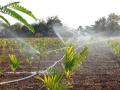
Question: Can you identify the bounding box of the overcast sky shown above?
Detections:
[0,0,120,28]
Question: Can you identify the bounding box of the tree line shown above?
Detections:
[0,13,120,37]
[0,16,62,37]
[78,13,120,36]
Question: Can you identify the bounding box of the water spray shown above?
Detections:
[1,23,120,85]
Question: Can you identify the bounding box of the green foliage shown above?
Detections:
[5,2,37,20]
[82,13,120,33]
[0,15,10,25]
[79,47,88,62]
[0,2,36,32]
[108,40,120,56]
[63,45,88,79]
[36,46,48,60]
[26,53,33,65]
[4,2,20,8]
[47,16,62,26]
[9,54,20,72]
[0,5,35,32]
[36,69,69,90]
[36,45,88,90]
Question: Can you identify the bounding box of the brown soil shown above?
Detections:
[0,42,120,90]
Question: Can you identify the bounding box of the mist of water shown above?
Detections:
[53,24,93,48]
[52,23,120,49]
[0,24,67,63]
[1,22,120,85]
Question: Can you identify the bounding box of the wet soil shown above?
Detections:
[0,42,120,90]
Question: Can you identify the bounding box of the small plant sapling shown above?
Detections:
[9,54,20,72]
[36,69,69,90]
[108,40,120,57]
[63,45,88,79]
[26,52,34,65]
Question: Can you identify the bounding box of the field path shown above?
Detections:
[73,41,120,90]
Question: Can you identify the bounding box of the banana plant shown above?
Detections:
[63,45,88,79]
[9,54,20,72]
[0,1,37,32]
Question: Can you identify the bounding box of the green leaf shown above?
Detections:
[63,45,88,79]
[9,54,20,72]
[0,5,35,32]
[5,2,37,20]
[4,2,20,8]
[0,15,10,26]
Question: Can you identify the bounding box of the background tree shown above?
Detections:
[46,16,62,36]
[106,13,120,32]
[85,13,120,34]
[93,17,107,32]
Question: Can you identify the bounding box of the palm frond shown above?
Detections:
[0,5,35,32]
[4,2,37,20]
[4,2,20,8]
[0,15,10,26]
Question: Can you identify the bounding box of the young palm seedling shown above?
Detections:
[36,45,48,60]
[9,54,20,72]
[26,52,34,65]
[36,69,69,90]
[18,42,26,53]
[63,45,88,79]
[108,40,120,57]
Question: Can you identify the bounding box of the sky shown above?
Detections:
[0,0,120,28]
